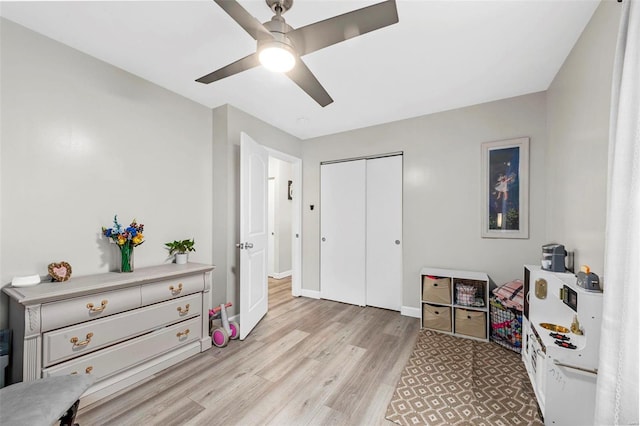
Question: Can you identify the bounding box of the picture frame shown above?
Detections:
[481,137,529,239]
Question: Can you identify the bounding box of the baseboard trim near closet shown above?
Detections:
[401,306,421,318]
[269,270,292,279]
[299,289,321,299]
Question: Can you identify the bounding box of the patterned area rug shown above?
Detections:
[386,330,543,425]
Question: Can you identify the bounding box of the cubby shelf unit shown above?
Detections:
[420,267,490,341]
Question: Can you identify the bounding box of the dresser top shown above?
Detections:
[3,263,215,305]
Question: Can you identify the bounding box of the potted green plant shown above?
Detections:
[165,239,195,264]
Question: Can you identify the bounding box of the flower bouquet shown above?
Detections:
[102,215,144,272]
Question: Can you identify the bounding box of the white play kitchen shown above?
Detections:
[522,265,603,425]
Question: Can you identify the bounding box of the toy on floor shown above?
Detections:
[209,302,239,347]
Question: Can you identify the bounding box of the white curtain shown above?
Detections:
[595,0,640,425]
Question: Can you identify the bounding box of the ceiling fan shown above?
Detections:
[195,0,399,107]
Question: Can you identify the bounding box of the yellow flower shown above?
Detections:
[117,235,127,246]
[132,234,143,245]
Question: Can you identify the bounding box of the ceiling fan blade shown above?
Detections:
[286,59,333,107]
[287,0,398,57]
[214,0,273,41]
[195,52,260,84]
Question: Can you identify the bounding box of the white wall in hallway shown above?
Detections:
[269,157,293,276]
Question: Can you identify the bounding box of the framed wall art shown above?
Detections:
[481,137,529,239]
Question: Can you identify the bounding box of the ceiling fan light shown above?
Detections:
[259,44,296,73]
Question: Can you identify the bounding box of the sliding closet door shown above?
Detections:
[320,160,366,306]
[366,155,403,311]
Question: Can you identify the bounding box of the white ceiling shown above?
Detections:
[0,0,599,140]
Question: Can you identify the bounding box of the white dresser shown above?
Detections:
[3,263,214,405]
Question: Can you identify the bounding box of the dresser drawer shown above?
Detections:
[42,316,201,381]
[141,274,204,305]
[41,287,141,332]
[42,293,202,367]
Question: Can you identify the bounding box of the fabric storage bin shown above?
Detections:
[422,276,451,304]
[455,308,486,339]
[490,297,522,353]
[422,304,452,332]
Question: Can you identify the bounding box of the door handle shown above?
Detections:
[321,237,326,242]
[395,240,401,245]
[245,242,254,249]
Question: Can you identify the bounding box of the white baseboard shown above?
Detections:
[269,270,292,279]
[401,306,421,318]
[299,289,320,299]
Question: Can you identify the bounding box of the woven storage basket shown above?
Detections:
[489,297,522,353]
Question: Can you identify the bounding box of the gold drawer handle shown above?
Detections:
[177,304,190,315]
[70,366,93,375]
[176,329,190,338]
[169,283,183,294]
[70,333,94,348]
[87,300,108,313]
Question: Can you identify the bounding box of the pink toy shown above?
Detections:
[210,302,239,347]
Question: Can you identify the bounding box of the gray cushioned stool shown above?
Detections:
[0,375,94,426]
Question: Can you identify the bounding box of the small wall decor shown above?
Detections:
[48,261,72,282]
[288,180,293,200]
[481,137,529,239]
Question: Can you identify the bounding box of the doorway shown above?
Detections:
[266,149,302,298]
[238,133,302,340]
[267,157,294,281]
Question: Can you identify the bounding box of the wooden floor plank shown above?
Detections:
[188,329,310,406]
[184,374,272,426]
[306,405,347,426]
[76,277,419,425]
[265,344,367,426]
[255,321,343,383]
[234,356,326,425]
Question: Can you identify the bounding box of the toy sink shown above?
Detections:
[539,322,570,333]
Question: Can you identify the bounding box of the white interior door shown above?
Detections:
[239,132,269,340]
[366,155,403,311]
[320,160,366,305]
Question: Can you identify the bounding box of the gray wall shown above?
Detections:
[300,0,622,308]
[0,19,214,329]
[545,0,621,281]
[0,0,621,328]
[302,93,549,308]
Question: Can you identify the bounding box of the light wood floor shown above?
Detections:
[76,277,420,425]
